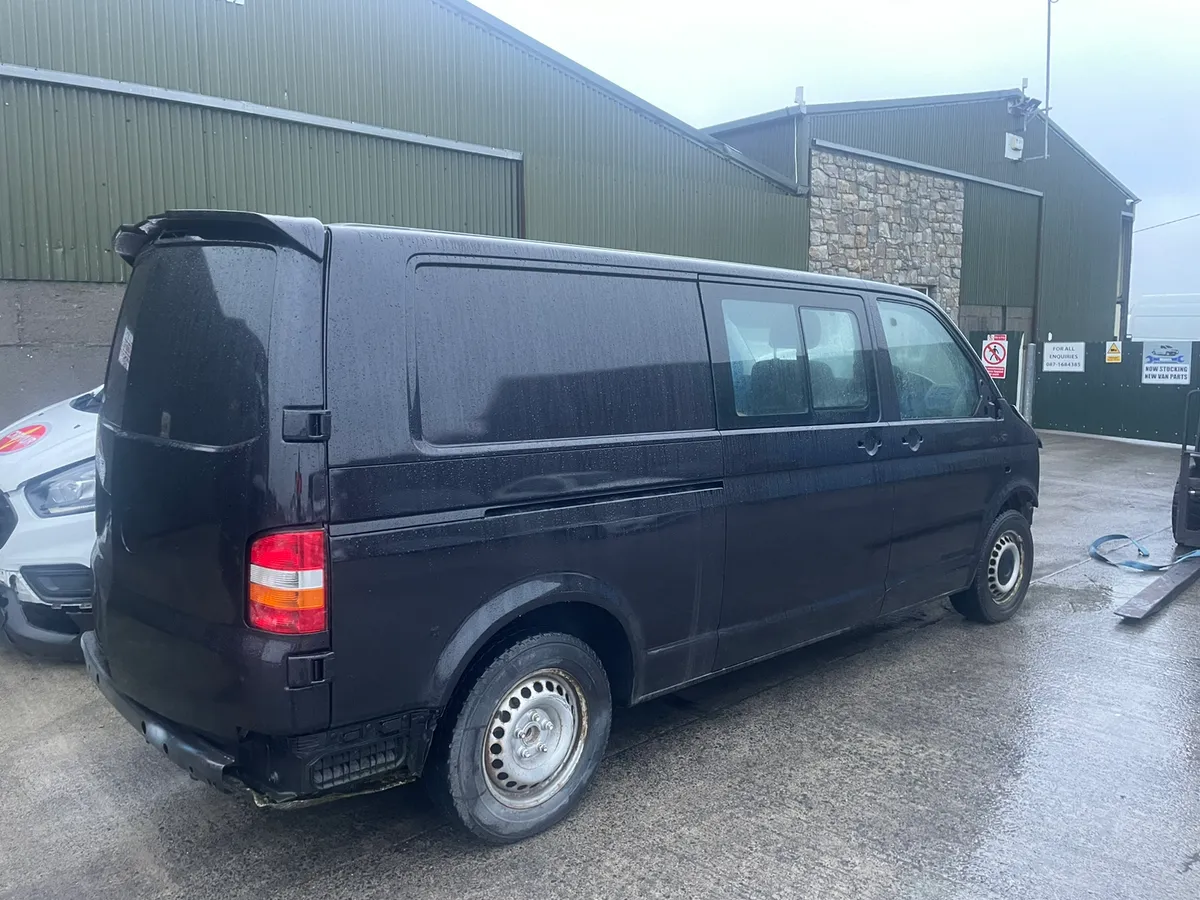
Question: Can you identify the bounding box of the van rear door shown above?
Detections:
[93,212,330,740]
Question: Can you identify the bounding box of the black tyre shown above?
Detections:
[426,632,611,844]
[1172,489,1194,548]
[950,509,1033,624]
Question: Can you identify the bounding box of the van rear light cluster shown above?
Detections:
[248,530,327,634]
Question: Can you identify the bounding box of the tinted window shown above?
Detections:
[801,307,868,410]
[878,299,981,419]
[414,266,713,444]
[722,298,808,416]
[721,299,870,418]
[103,245,276,446]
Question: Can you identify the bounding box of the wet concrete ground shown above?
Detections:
[3,431,1199,899]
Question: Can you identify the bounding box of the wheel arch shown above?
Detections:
[971,479,1037,562]
[993,480,1038,522]
[425,574,644,718]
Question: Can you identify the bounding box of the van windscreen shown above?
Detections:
[103,244,277,447]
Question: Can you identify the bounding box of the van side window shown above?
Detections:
[800,308,869,411]
[413,266,714,444]
[877,299,981,420]
[721,300,871,418]
[722,299,809,417]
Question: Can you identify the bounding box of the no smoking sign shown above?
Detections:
[980,334,1008,379]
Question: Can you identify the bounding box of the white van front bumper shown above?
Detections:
[0,487,95,660]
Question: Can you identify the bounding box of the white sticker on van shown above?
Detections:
[118,327,134,370]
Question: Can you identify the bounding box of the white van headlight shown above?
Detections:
[24,459,96,518]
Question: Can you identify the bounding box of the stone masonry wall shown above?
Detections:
[808,149,964,320]
[0,280,121,426]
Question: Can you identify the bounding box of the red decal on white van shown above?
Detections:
[0,423,48,454]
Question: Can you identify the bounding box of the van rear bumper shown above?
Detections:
[82,631,438,802]
[82,631,238,792]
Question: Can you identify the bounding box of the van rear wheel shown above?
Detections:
[427,632,611,843]
[950,509,1033,623]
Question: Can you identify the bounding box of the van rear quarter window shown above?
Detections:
[103,245,277,446]
[413,265,714,444]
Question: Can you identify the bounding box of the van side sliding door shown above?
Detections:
[324,242,726,724]
[701,281,891,670]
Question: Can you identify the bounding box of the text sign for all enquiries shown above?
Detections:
[1043,341,1085,372]
[981,334,1008,379]
[1105,341,1122,363]
[1142,341,1191,385]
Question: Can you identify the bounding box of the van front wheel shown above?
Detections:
[427,632,611,843]
[950,509,1033,623]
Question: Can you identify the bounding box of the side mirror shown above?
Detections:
[977,379,1002,418]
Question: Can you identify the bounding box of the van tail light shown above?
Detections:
[248,530,327,634]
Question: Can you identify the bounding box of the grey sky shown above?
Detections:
[474,0,1200,301]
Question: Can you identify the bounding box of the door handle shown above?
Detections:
[901,427,923,452]
[857,429,882,457]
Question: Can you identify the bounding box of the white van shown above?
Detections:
[1126,294,1200,342]
[0,386,100,659]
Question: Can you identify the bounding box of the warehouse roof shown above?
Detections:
[705,89,1025,133]
[444,0,803,194]
[704,88,1137,201]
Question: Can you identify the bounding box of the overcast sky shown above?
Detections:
[474,0,1199,303]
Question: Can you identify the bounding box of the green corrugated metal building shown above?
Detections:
[708,91,1138,342]
[0,0,812,422]
[0,0,1136,421]
[0,0,808,284]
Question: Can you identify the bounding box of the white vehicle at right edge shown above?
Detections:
[0,386,101,660]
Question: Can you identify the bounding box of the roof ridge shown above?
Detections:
[438,0,803,194]
[705,89,1025,134]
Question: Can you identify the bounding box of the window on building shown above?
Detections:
[413,265,714,444]
[901,284,937,302]
[878,299,982,420]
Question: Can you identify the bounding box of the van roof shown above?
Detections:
[115,209,936,305]
[328,222,936,303]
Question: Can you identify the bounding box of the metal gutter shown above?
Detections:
[0,63,525,161]
[437,0,804,195]
[811,140,1045,197]
[705,89,1025,134]
[707,105,804,135]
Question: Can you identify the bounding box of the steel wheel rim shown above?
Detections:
[482,667,588,809]
[988,531,1024,604]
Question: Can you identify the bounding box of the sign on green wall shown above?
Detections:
[969,331,1023,407]
[1034,342,1200,443]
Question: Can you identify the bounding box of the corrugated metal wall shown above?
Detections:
[0,0,809,282]
[805,100,1128,341]
[0,78,522,282]
[708,117,798,183]
[960,182,1039,310]
[804,102,1012,179]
